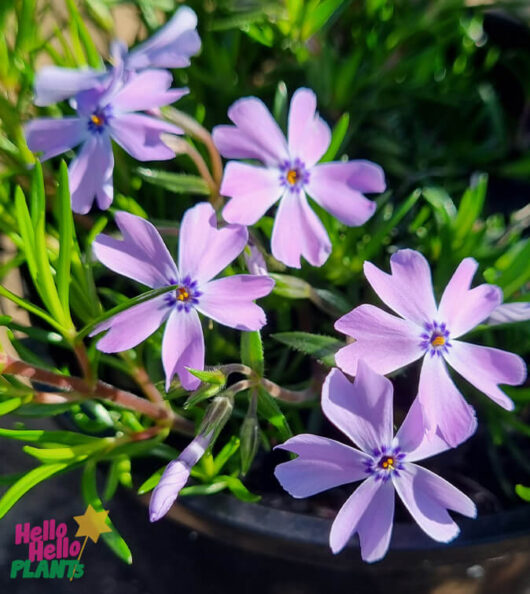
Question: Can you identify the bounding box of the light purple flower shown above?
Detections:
[275,362,477,562]
[213,88,386,268]
[149,431,211,522]
[25,69,186,213]
[34,6,200,107]
[334,250,527,447]
[90,203,274,390]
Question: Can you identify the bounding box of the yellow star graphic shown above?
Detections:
[73,504,112,543]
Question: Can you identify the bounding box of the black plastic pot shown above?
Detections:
[138,492,530,593]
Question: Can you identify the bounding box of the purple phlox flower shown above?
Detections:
[90,202,274,390]
[213,88,386,269]
[149,431,212,522]
[334,249,527,447]
[487,302,530,326]
[25,66,187,213]
[33,6,200,107]
[274,362,477,562]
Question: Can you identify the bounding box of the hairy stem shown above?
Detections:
[0,354,193,434]
[260,377,316,403]
[217,363,253,377]
[120,352,165,406]
[72,342,93,384]
[161,133,218,198]
[163,107,224,188]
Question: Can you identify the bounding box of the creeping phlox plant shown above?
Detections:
[0,3,529,566]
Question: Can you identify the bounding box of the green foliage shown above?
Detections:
[516,485,530,503]
[81,462,132,564]
[272,332,344,367]
[0,0,529,565]
[136,168,210,195]
[241,331,265,376]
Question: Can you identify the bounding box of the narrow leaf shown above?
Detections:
[0,463,69,519]
[136,168,210,195]
[321,112,350,162]
[257,386,291,441]
[30,162,67,325]
[272,331,343,367]
[219,475,260,502]
[241,331,264,376]
[81,462,132,564]
[56,161,74,316]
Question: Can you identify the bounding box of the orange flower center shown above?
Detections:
[379,456,395,470]
[431,334,445,347]
[90,114,104,127]
[286,169,299,185]
[177,287,190,302]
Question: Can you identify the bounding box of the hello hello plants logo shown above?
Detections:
[10,505,112,580]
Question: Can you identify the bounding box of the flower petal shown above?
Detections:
[212,125,271,162]
[355,479,395,562]
[395,397,474,463]
[329,477,384,554]
[109,113,180,161]
[287,88,331,167]
[437,258,502,338]
[197,275,274,331]
[418,354,477,448]
[162,308,204,391]
[322,364,394,454]
[127,6,201,70]
[110,69,188,112]
[226,97,289,165]
[363,249,437,326]
[91,294,170,352]
[68,134,114,214]
[221,162,283,225]
[306,162,379,226]
[149,433,211,523]
[34,66,105,106]
[25,117,86,162]
[93,211,178,289]
[96,164,114,211]
[178,202,248,284]
[487,302,530,326]
[445,341,526,410]
[274,434,370,498]
[334,304,424,376]
[271,191,331,268]
[393,463,476,543]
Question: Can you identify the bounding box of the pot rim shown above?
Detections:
[140,491,530,570]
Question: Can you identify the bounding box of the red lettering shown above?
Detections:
[15,523,30,545]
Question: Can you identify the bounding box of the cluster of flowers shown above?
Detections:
[25,7,527,563]
[25,7,200,213]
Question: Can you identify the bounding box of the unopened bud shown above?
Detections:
[244,244,268,276]
[269,273,311,299]
[198,394,233,444]
[240,414,259,476]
